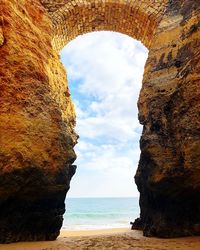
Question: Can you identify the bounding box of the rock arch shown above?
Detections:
[41,0,168,50]
[0,0,199,243]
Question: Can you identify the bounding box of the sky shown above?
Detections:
[61,31,148,198]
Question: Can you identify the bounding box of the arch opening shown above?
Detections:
[60,31,148,229]
[40,0,168,232]
[41,0,168,232]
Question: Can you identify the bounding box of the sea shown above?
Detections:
[63,197,140,230]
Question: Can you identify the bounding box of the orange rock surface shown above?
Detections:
[0,0,76,243]
[134,0,200,237]
[0,0,199,243]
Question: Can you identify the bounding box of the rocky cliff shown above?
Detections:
[133,0,200,238]
[0,0,77,243]
[0,0,199,243]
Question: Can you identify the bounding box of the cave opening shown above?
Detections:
[60,31,148,230]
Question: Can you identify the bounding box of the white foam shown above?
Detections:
[62,223,130,231]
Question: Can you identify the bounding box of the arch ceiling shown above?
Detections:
[40,0,169,51]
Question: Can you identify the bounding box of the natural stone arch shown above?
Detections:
[41,0,168,51]
[0,0,199,243]
[39,0,169,138]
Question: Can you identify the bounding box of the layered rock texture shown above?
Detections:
[0,0,199,243]
[133,0,200,237]
[0,0,77,243]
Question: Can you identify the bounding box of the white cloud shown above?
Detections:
[61,31,148,197]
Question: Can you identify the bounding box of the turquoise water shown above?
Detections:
[63,197,139,230]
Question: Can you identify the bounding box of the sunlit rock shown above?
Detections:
[0,0,199,243]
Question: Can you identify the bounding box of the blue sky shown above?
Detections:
[61,31,148,198]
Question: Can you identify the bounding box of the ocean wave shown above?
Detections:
[65,212,135,218]
[62,223,130,231]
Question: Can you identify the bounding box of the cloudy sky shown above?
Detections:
[61,31,148,198]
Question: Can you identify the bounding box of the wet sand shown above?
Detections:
[0,228,199,250]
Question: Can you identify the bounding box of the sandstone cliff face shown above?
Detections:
[0,0,199,243]
[133,0,200,237]
[0,0,77,243]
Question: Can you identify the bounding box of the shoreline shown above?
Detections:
[0,228,199,250]
[60,227,131,237]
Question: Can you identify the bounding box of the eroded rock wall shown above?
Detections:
[0,0,76,243]
[0,0,199,243]
[133,0,200,237]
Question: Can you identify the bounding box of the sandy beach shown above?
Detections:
[0,228,199,250]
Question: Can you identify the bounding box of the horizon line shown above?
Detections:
[66,196,139,199]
